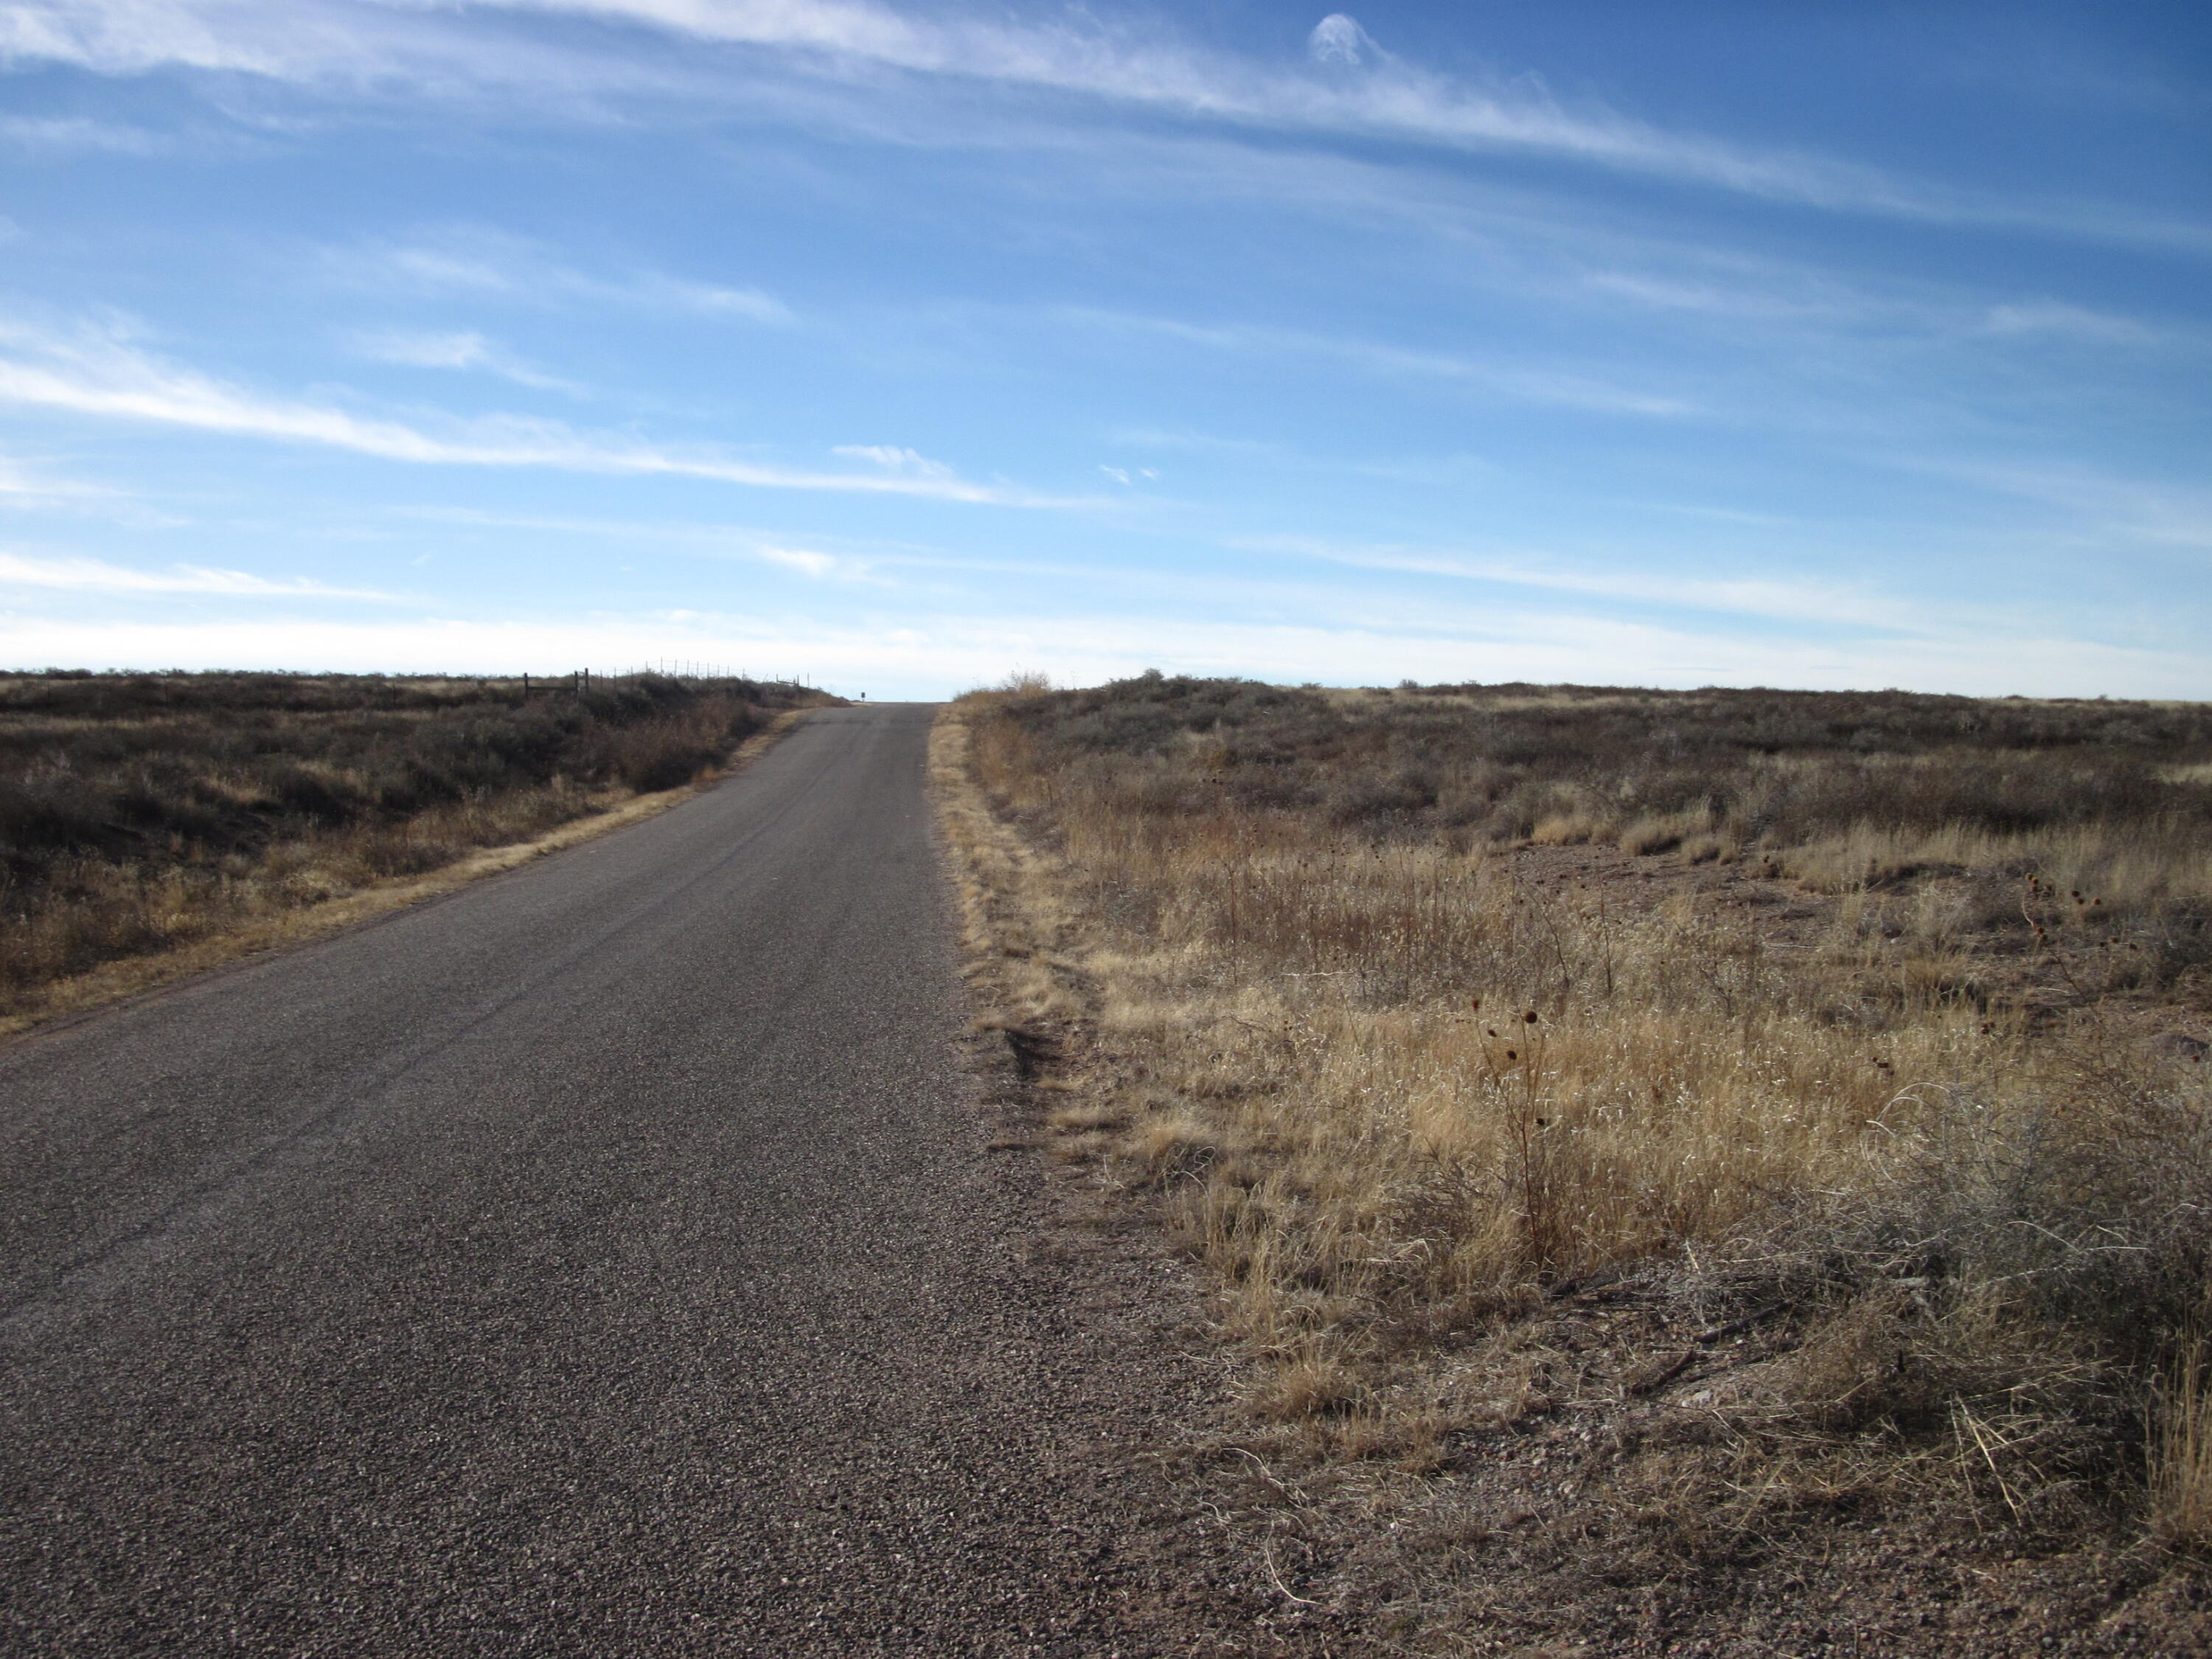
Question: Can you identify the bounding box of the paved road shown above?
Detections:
[0,706,1275,1657]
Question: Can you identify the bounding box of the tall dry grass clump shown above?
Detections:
[0,669,821,1017]
[2153,1346,2212,1551]
[944,672,2212,1541]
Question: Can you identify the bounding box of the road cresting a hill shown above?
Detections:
[0,706,818,1047]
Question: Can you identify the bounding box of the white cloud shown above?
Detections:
[11,0,2202,251]
[380,246,512,293]
[1582,268,2194,378]
[1919,459,2212,552]
[0,451,104,504]
[1072,307,1697,418]
[0,549,394,597]
[355,327,498,369]
[1582,271,1843,324]
[1241,534,1924,630]
[1111,427,1273,456]
[333,229,794,324]
[0,448,196,527]
[997,131,2187,369]
[831,444,957,478]
[1107,430,1503,490]
[1983,301,2160,345]
[0,316,1069,505]
[0,114,169,153]
[1307,15,1373,69]
[465,0,1924,212]
[349,327,579,391]
[0,0,298,75]
[756,544,840,578]
[626,274,793,324]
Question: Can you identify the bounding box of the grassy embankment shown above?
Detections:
[0,669,826,1027]
[936,675,2212,1615]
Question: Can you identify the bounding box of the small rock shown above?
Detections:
[2152,1032,2208,1062]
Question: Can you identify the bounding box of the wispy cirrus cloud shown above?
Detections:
[755,545,837,578]
[0,113,170,153]
[1108,427,1281,461]
[460,0,1962,215]
[1585,268,2194,360]
[830,444,954,478]
[1980,301,2163,346]
[0,548,396,598]
[1916,459,2212,552]
[0,447,199,528]
[0,451,108,505]
[1107,426,1499,489]
[754,543,888,583]
[0,316,1063,505]
[1071,306,1697,418]
[7,0,2206,254]
[347,327,580,392]
[1240,533,1924,632]
[327,228,794,324]
[619,273,794,324]
[1582,271,1850,325]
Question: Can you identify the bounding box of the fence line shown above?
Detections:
[504,666,821,694]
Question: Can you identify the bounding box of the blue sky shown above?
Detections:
[0,1,2206,698]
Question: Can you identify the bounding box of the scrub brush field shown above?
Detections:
[0,669,826,1027]
[936,673,2212,1655]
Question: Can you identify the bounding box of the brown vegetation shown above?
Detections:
[936,673,2212,1652]
[0,669,825,1024]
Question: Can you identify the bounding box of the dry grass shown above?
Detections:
[0,670,827,1029]
[2154,1345,2212,1551]
[934,673,2212,1644]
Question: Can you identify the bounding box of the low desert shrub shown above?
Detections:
[0,671,813,1010]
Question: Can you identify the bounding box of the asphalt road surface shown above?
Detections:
[0,705,1292,1657]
